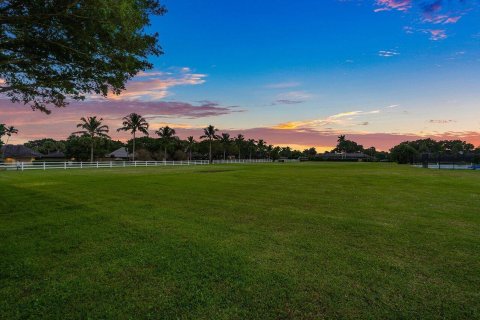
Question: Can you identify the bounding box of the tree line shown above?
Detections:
[2,116,480,164]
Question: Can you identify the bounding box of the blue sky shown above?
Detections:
[4,0,480,150]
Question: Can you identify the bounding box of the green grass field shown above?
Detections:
[1,163,479,319]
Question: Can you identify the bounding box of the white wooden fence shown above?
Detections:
[0,159,273,171]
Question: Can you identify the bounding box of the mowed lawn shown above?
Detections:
[1,163,479,319]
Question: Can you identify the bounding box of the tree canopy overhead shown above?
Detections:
[0,0,166,113]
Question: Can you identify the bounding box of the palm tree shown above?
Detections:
[185,136,196,160]
[257,139,266,158]
[117,113,149,161]
[1,125,18,144]
[74,116,110,162]
[247,139,257,160]
[234,134,245,160]
[219,133,231,160]
[200,125,220,164]
[266,144,273,159]
[155,126,176,161]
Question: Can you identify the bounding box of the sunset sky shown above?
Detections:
[2,0,480,151]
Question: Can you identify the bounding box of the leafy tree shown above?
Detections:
[64,134,122,161]
[73,116,110,161]
[219,133,231,160]
[117,113,149,161]
[246,139,257,160]
[364,147,376,159]
[333,135,363,153]
[200,125,220,163]
[390,143,418,164]
[280,146,292,158]
[0,123,18,146]
[303,147,317,158]
[24,138,65,154]
[0,0,166,113]
[257,139,267,158]
[270,146,282,161]
[155,126,176,160]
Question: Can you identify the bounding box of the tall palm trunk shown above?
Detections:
[164,146,167,161]
[223,148,226,160]
[209,140,213,164]
[132,131,136,161]
[90,139,94,162]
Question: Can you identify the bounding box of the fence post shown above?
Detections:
[123,161,125,167]
[64,161,67,170]
[80,161,83,169]
[134,161,137,167]
[21,162,24,171]
[110,161,112,168]
[96,161,99,168]
[43,162,46,170]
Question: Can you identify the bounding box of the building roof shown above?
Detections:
[44,151,65,158]
[1,145,43,158]
[107,147,130,158]
[321,152,370,159]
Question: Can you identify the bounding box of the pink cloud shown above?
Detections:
[105,69,207,101]
[426,29,447,40]
[0,99,242,143]
[374,0,412,12]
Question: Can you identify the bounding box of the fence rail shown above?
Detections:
[0,159,273,171]
[413,163,480,170]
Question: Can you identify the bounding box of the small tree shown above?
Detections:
[155,126,176,161]
[200,125,220,164]
[117,113,149,161]
[73,116,110,162]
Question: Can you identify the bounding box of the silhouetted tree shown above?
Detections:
[73,116,110,161]
[155,126,176,161]
[201,125,220,163]
[219,133,231,160]
[117,113,149,161]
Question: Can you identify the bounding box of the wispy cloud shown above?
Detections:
[270,90,312,105]
[378,50,400,57]
[107,67,207,101]
[429,119,456,124]
[374,0,412,12]
[426,29,447,40]
[372,0,472,41]
[265,82,301,89]
[273,110,381,130]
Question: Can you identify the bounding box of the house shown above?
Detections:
[319,152,371,161]
[0,145,43,163]
[42,151,66,161]
[107,147,131,160]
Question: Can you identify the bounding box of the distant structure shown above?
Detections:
[42,151,66,161]
[0,145,42,163]
[107,147,131,160]
[319,152,371,161]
